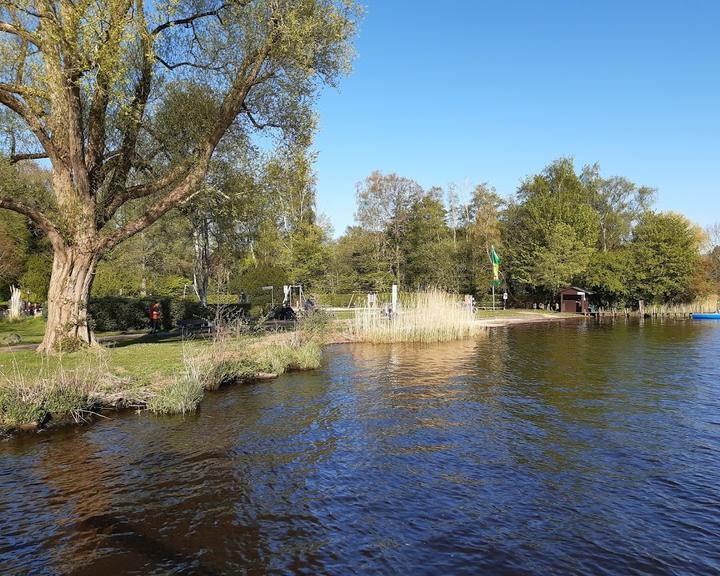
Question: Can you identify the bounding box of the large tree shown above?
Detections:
[629,212,701,304]
[502,158,600,300]
[0,0,357,351]
[355,171,423,284]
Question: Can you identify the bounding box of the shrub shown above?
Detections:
[88,297,152,331]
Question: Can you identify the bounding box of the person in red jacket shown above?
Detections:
[150,302,161,333]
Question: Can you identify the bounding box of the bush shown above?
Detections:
[88,297,253,332]
[88,297,153,331]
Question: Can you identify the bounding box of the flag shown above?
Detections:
[490,245,501,286]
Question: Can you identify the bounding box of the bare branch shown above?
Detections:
[151,4,228,36]
[3,1,44,20]
[243,105,283,130]
[155,55,224,71]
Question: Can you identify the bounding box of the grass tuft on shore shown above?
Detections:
[0,352,112,429]
[147,375,204,415]
[349,289,481,343]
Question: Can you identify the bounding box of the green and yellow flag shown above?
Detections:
[490,245,501,286]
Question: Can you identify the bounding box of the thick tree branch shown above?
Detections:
[102,160,194,222]
[0,197,63,249]
[100,163,210,252]
[0,89,59,166]
[105,0,154,207]
[9,152,48,163]
[101,30,277,249]
[0,21,42,48]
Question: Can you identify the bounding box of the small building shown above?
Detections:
[559,287,594,314]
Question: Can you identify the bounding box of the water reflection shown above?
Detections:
[1,320,720,575]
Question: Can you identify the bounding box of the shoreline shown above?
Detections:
[474,312,583,328]
[1,314,581,437]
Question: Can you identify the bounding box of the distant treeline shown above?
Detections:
[329,159,718,307]
[2,157,718,308]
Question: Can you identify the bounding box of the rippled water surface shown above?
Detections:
[2,319,720,575]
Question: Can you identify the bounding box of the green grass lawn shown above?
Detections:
[0,317,143,348]
[0,316,47,344]
[0,337,197,384]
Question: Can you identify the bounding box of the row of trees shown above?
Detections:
[329,160,719,307]
[4,155,718,321]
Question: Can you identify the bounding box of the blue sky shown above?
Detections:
[313,0,720,236]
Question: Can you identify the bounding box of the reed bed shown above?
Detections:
[348,289,480,343]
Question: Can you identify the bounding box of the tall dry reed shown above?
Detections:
[348,289,480,343]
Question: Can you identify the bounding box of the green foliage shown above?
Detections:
[0,210,30,293]
[19,253,52,302]
[287,222,332,288]
[503,159,600,297]
[402,194,454,288]
[532,222,594,295]
[232,262,289,305]
[330,227,393,292]
[629,212,701,303]
[582,249,631,306]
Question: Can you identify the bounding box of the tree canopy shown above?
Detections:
[0,0,359,350]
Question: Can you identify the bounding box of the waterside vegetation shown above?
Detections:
[348,289,481,343]
[0,328,322,433]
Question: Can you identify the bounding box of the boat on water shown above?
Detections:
[692,313,720,320]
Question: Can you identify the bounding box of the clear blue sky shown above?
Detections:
[313,0,720,236]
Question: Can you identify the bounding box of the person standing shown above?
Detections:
[150,302,161,333]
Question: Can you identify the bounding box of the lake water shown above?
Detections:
[2,319,720,575]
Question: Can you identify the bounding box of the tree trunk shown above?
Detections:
[38,246,98,353]
[192,215,211,307]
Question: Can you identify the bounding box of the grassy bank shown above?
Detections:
[0,330,322,433]
[0,293,575,433]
